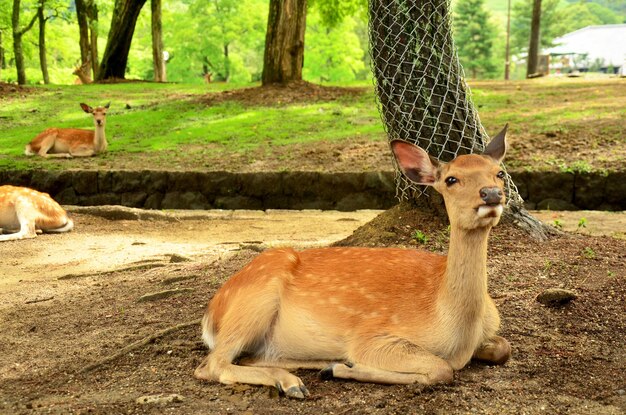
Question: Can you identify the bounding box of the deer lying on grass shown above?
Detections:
[0,185,73,242]
[194,126,512,398]
[24,102,109,158]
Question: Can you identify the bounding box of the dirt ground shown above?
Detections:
[1,81,624,414]
[0,206,624,415]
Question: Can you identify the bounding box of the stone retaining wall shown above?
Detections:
[0,169,624,211]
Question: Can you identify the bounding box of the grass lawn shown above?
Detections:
[0,78,624,172]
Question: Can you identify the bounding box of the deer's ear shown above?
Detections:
[104,102,111,109]
[80,103,93,113]
[483,124,508,163]
[391,140,439,186]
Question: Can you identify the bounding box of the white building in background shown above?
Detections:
[546,24,626,74]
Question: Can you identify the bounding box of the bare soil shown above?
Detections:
[0,82,624,414]
[0,206,624,414]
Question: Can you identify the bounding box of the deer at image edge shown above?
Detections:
[0,186,73,242]
[25,102,109,158]
[194,125,512,398]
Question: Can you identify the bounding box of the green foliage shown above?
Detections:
[0,0,623,85]
[303,11,366,83]
[581,246,596,259]
[311,0,366,27]
[411,230,429,244]
[509,0,624,60]
[510,0,563,56]
[553,1,622,37]
[453,0,498,79]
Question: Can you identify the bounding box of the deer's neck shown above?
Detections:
[441,226,491,317]
[93,125,107,152]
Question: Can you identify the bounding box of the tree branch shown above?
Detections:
[79,319,201,374]
[16,8,39,36]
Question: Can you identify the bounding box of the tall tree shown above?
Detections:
[0,29,5,79]
[526,0,541,77]
[97,0,147,80]
[262,0,307,85]
[151,0,165,82]
[504,0,511,80]
[35,0,67,84]
[510,0,560,56]
[454,0,497,79]
[12,0,38,84]
[369,0,550,239]
[36,0,49,84]
[75,0,99,78]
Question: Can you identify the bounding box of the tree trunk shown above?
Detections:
[12,0,38,85]
[37,2,50,84]
[368,0,552,240]
[151,0,165,82]
[76,0,99,78]
[0,30,5,79]
[223,43,230,82]
[261,0,306,85]
[75,0,92,76]
[504,0,511,80]
[97,0,147,81]
[526,0,541,78]
[87,0,99,78]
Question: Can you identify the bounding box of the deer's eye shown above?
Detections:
[497,171,505,179]
[445,176,458,186]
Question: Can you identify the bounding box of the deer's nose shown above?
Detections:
[480,187,503,205]
[97,120,102,125]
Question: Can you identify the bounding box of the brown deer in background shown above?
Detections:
[72,60,93,85]
[194,126,512,398]
[25,102,110,158]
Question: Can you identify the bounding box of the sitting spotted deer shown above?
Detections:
[194,126,512,398]
[25,102,109,158]
[0,185,73,242]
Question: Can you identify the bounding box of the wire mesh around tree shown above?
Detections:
[368,0,522,206]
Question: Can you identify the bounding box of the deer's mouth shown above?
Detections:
[476,203,503,219]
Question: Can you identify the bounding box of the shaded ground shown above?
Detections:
[0,82,34,97]
[196,80,367,107]
[0,207,624,414]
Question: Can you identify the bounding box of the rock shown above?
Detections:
[136,393,184,405]
[169,253,192,263]
[536,288,577,306]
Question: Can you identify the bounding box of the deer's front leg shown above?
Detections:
[69,148,95,157]
[472,335,511,365]
[323,335,453,385]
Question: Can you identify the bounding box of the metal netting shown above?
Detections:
[368,0,522,206]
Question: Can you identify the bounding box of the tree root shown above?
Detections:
[503,204,560,242]
[79,318,201,374]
